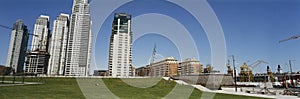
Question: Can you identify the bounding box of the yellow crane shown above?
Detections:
[239,60,269,82]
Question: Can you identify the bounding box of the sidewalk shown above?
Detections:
[169,78,298,99]
[0,81,42,86]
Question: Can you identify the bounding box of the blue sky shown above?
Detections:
[1,0,300,74]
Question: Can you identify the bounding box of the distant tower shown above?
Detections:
[108,13,133,77]
[227,59,233,75]
[266,66,274,82]
[65,0,92,76]
[48,14,69,76]
[6,20,29,73]
[30,15,50,52]
[267,66,271,74]
[277,65,282,74]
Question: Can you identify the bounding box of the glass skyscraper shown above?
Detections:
[65,0,92,76]
[48,14,69,76]
[30,15,50,52]
[6,19,29,73]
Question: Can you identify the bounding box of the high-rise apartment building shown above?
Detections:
[65,0,92,76]
[6,20,29,73]
[48,14,69,76]
[30,15,50,52]
[108,13,133,77]
[25,15,50,75]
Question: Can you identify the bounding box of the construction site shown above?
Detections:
[170,34,300,98]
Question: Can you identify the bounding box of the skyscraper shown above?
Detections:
[30,15,50,52]
[48,14,69,76]
[6,19,29,73]
[108,13,133,77]
[65,0,92,76]
[25,15,50,75]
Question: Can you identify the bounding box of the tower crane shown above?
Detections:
[240,60,269,82]
[0,24,13,30]
[0,24,37,37]
[279,34,300,43]
[248,60,269,71]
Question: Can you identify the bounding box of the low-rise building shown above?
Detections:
[93,70,108,76]
[135,65,150,76]
[179,58,203,75]
[150,57,178,77]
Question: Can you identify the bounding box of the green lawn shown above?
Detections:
[0,77,269,99]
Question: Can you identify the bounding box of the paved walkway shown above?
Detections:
[0,81,42,86]
[166,77,299,99]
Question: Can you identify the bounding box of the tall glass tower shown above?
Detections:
[48,14,69,76]
[65,0,92,76]
[6,19,29,73]
[108,13,133,77]
[30,15,50,52]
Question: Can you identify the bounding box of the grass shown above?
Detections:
[0,77,84,99]
[0,77,270,99]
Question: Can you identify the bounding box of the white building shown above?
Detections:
[25,15,50,75]
[108,13,133,77]
[6,20,29,73]
[65,0,92,76]
[30,15,50,52]
[48,14,69,76]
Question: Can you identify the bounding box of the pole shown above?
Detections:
[232,55,237,92]
[289,60,293,74]
[1,74,4,84]
[289,60,295,86]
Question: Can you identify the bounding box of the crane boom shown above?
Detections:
[248,60,269,71]
[0,24,13,30]
[0,24,37,37]
[279,34,300,43]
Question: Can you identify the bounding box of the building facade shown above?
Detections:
[178,58,203,76]
[25,51,50,75]
[48,14,69,76]
[6,20,29,73]
[150,57,178,77]
[65,0,92,76]
[25,15,50,75]
[135,65,150,76]
[108,13,133,77]
[93,70,108,76]
[30,15,50,52]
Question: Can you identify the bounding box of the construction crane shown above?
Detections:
[149,44,156,77]
[279,34,300,43]
[239,60,269,82]
[0,24,37,37]
[248,60,269,71]
[0,24,13,30]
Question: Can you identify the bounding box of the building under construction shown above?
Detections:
[25,50,50,75]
